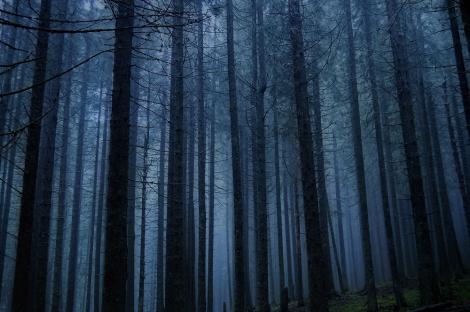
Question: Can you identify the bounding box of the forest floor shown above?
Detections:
[278,277,470,311]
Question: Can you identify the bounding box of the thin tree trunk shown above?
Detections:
[156,89,168,312]
[207,92,216,312]
[460,1,470,58]
[293,181,304,307]
[51,47,74,312]
[85,83,104,312]
[197,0,207,309]
[226,0,245,307]
[343,0,378,309]
[332,133,348,292]
[66,46,90,312]
[273,102,285,297]
[282,170,294,296]
[287,0,329,308]
[12,0,52,309]
[138,97,150,312]
[385,0,440,304]
[103,0,134,310]
[165,0,186,307]
[426,91,464,274]
[93,86,110,312]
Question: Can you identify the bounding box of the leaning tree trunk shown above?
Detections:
[343,0,378,309]
[287,0,329,308]
[385,0,440,304]
[103,0,134,310]
[447,0,470,141]
[11,0,52,310]
[226,0,246,308]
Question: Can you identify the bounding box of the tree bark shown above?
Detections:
[385,0,440,304]
[447,0,470,141]
[226,0,246,307]
[343,0,378,309]
[103,0,134,310]
[207,91,216,312]
[11,0,52,309]
[287,0,329,308]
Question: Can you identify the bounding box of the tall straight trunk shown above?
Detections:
[254,0,269,308]
[0,0,18,170]
[197,0,207,309]
[273,103,285,295]
[343,0,377,309]
[287,0,328,308]
[293,181,304,307]
[66,49,90,312]
[0,93,21,298]
[127,75,139,312]
[447,0,470,140]
[282,170,294,296]
[186,80,196,312]
[94,90,110,312]
[12,0,52,310]
[385,0,440,304]
[412,16,449,277]
[226,0,245,308]
[226,195,233,310]
[460,1,470,57]
[85,85,104,312]
[51,48,74,312]
[156,91,168,312]
[444,85,470,245]
[165,0,186,307]
[427,91,463,273]
[311,71,334,295]
[361,0,405,306]
[332,134,348,292]
[382,103,406,278]
[103,0,134,310]
[138,99,150,312]
[207,94,216,312]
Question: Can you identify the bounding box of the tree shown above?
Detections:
[384,0,440,304]
[343,0,377,309]
[287,0,329,308]
[103,0,134,310]
[12,0,52,310]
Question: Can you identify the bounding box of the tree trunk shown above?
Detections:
[343,0,378,309]
[385,0,440,304]
[51,46,74,312]
[207,92,216,312]
[282,170,294,296]
[273,102,285,297]
[460,0,470,57]
[447,0,470,140]
[426,91,464,274]
[444,84,470,247]
[293,181,304,307]
[156,88,168,312]
[66,44,90,312]
[12,0,52,309]
[226,0,246,307]
[287,0,329,308]
[103,0,134,310]
[85,83,104,312]
[197,0,207,309]
[165,0,186,307]
[138,96,150,312]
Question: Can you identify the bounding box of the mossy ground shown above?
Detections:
[275,277,470,311]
